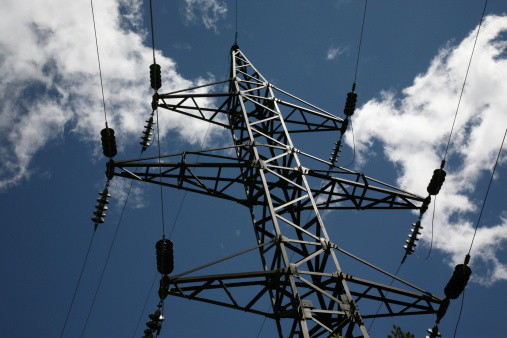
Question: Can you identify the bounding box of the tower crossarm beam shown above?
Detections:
[307,170,425,210]
[157,92,233,129]
[162,267,442,336]
[111,153,425,211]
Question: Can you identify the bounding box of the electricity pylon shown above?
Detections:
[110,44,443,338]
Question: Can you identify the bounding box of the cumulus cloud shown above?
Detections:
[184,0,228,33]
[348,15,507,285]
[0,0,224,191]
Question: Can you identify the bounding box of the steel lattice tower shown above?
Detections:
[110,45,443,338]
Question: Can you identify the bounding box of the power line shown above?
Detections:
[442,0,488,163]
[403,0,489,264]
[60,230,96,337]
[353,0,368,86]
[90,0,109,127]
[468,128,506,255]
[81,178,136,336]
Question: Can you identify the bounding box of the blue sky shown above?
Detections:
[1,0,507,337]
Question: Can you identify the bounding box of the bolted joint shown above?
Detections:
[106,159,115,181]
[319,238,330,251]
[158,275,170,300]
[296,166,309,175]
[289,263,299,277]
[151,93,159,110]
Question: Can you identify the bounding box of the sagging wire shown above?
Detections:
[402,0,489,267]
[81,177,137,337]
[414,197,437,261]
[328,0,367,171]
[137,3,234,335]
[426,129,503,338]
[60,0,114,334]
[60,231,97,337]
[451,128,506,336]
[133,270,159,338]
[367,261,403,332]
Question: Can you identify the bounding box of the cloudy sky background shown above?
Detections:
[1,0,506,337]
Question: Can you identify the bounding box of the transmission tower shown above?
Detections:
[109,44,443,338]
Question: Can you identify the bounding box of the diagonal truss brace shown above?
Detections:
[159,239,443,338]
[111,147,425,211]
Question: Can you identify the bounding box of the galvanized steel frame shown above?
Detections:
[112,45,442,337]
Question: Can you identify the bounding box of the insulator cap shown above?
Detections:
[100,128,118,158]
[146,320,161,330]
[427,168,446,195]
[149,309,164,321]
[150,64,162,90]
[444,264,472,299]
[156,238,174,275]
[344,92,358,116]
[426,325,442,338]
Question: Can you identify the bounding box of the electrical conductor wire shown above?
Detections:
[342,0,367,168]
[133,270,159,337]
[442,0,488,163]
[148,0,167,238]
[452,128,504,338]
[353,0,367,86]
[80,178,137,337]
[407,0,488,264]
[61,1,110,334]
[90,0,109,126]
[467,128,506,255]
[367,261,403,332]
[60,231,96,337]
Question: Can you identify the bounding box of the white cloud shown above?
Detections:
[347,15,507,285]
[326,46,346,60]
[184,0,228,33]
[108,179,147,209]
[0,0,224,191]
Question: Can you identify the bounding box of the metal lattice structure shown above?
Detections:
[111,45,442,338]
